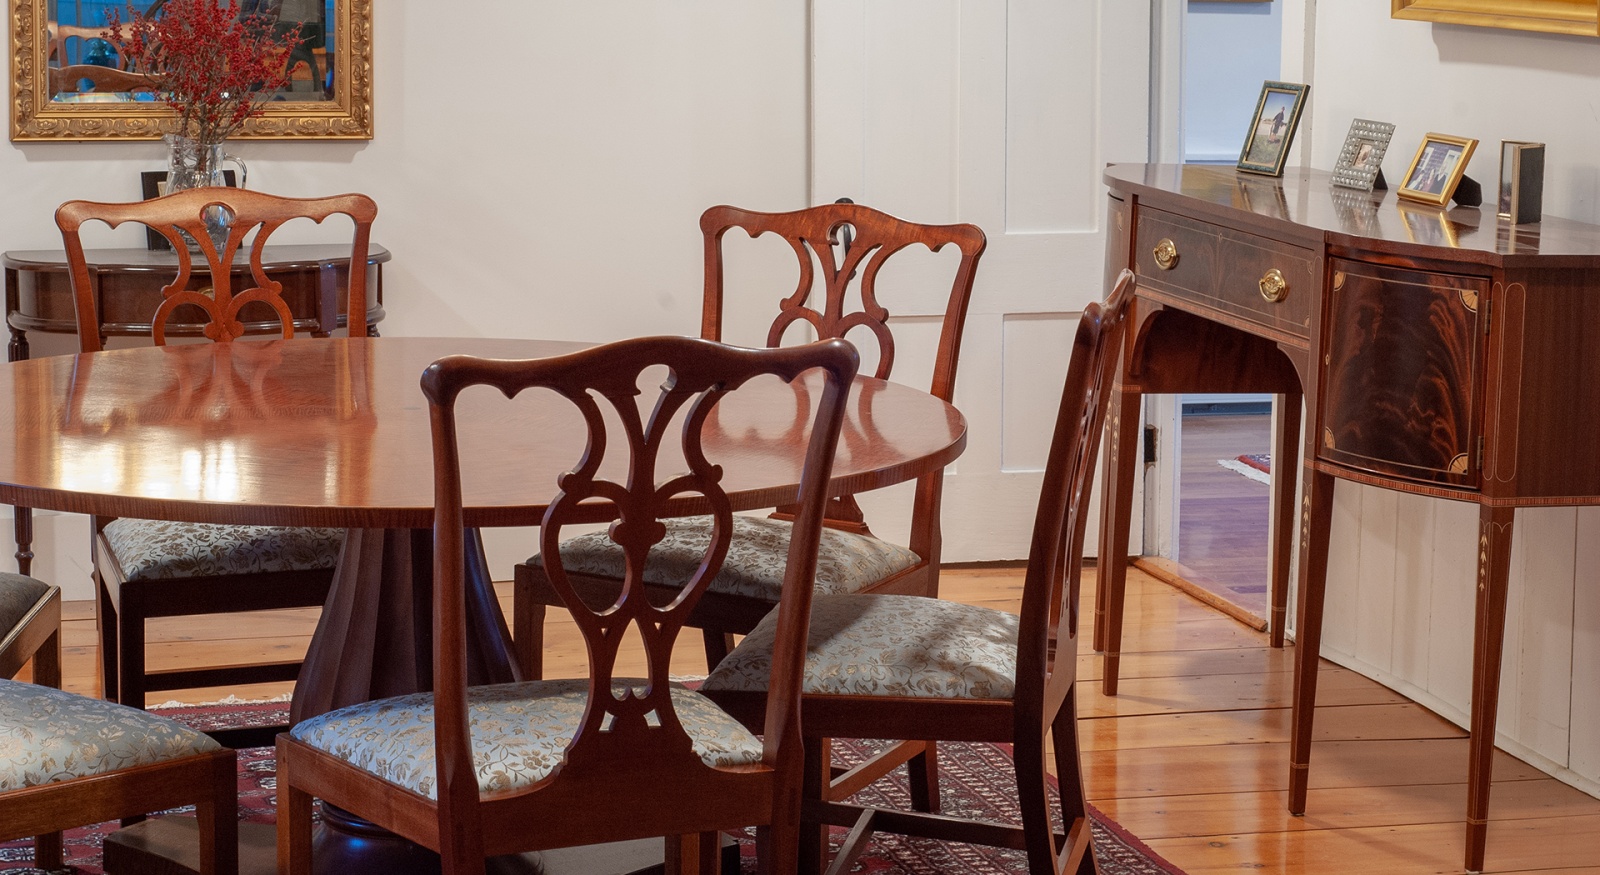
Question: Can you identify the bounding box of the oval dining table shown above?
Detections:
[0,335,968,874]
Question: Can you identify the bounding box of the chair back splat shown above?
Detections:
[277,336,858,874]
[56,187,377,350]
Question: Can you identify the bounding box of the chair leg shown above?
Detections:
[97,573,118,700]
[798,736,830,875]
[33,831,64,871]
[118,597,147,710]
[277,747,315,875]
[516,599,545,680]
[198,751,239,875]
[701,630,735,671]
[665,832,720,875]
[1050,690,1098,875]
[33,627,61,689]
[906,742,940,813]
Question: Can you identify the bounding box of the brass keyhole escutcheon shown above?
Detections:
[1153,238,1179,270]
[1259,268,1288,303]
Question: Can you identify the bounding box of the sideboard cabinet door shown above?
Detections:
[1318,259,1486,489]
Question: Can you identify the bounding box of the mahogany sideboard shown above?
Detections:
[3,243,390,361]
[1097,163,1600,873]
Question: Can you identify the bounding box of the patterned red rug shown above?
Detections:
[0,700,1183,875]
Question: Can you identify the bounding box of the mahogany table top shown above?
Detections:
[0,336,966,529]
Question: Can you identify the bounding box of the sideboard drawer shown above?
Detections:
[1133,207,1314,340]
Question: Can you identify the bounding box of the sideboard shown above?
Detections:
[1096,163,1600,873]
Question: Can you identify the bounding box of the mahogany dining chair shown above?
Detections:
[55,187,376,729]
[277,335,858,874]
[0,573,239,874]
[700,270,1134,874]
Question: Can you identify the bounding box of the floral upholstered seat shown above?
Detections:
[702,593,1020,700]
[0,575,51,639]
[103,520,345,581]
[0,680,222,791]
[536,514,919,602]
[289,678,764,800]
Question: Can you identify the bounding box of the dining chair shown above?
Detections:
[700,270,1134,874]
[514,202,986,672]
[0,572,239,874]
[55,187,377,727]
[0,572,60,688]
[276,335,858,875]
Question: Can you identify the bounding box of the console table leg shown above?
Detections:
[1095,380,1142,696]
[12,506,31,577]
[9,330,31,576]
[1465,505,1514,874]
[1288,466,1334,816]
[1267,393,1303,649]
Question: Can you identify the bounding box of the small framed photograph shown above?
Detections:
[1397,133,1478,206]
[1237,81,1309,177]
[1331,119,1396,191]
[139,170,239,251]
[1497,140,1545,224]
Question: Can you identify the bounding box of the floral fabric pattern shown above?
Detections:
[0,680,221,791]
[103,520,344,581]
[536,515,919,601]
[702,594,1020,700]
[290,678,763,800]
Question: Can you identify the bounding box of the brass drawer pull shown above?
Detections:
[1259,268,1288,303]
[1153,238,1179,270]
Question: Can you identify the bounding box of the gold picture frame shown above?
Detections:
[1393,0,1599,37]
[1398,133,1478,206]
[10,0,373,141]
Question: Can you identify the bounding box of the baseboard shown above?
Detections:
[1130,557,1268,632]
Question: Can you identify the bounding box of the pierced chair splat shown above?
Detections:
[701,270,1135,875]
[55,187,378,726]
[276,335,859,875]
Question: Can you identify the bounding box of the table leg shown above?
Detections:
[1267,393,1303,649]
[1465,505,1514,874]
[1095,381,1142,697]
[1288,466,1333,815]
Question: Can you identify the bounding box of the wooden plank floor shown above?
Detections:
[31,566,1600,874]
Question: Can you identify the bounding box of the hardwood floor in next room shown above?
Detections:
[24,565,1600,874]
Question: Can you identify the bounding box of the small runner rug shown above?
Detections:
[0,700,1184,875]
[1217,452,1271,484]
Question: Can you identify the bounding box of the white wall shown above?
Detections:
[4,2,813,596]
[1182,0,1283,163]
[1287,0,1600,796]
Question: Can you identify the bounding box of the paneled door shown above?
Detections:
[807,0,1153,560]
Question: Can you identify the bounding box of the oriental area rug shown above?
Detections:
[0,700,1184,875]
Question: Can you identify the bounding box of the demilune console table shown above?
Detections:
[3,243,390,362]
[1096,163,1600,873]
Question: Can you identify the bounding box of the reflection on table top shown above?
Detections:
[0,336,967,529]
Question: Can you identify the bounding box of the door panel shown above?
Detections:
[812,0,1152,560]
